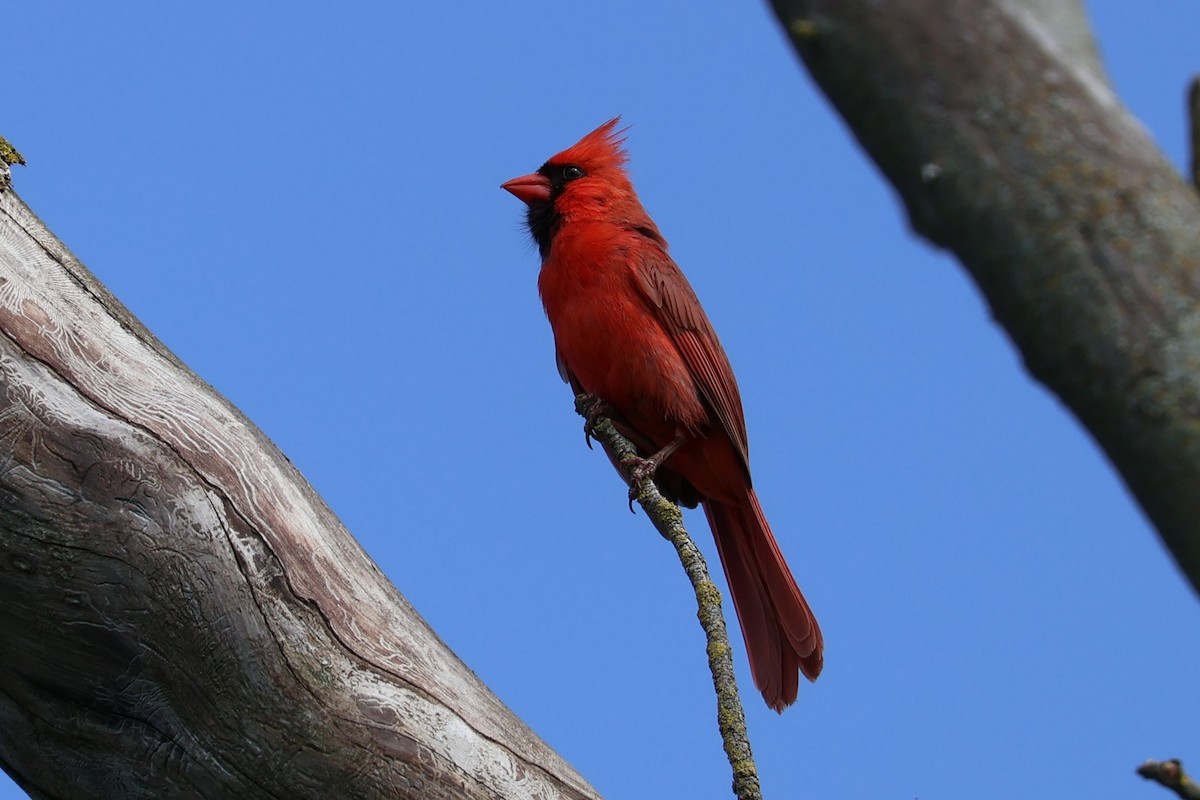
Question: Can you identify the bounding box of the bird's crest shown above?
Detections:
[547,117,629,172]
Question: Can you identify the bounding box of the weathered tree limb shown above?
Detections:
[767,0,1200,592]
[573,396,760,800]
[1138,760,1200,800]
[0,171,599,798]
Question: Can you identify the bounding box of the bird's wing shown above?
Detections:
[631,245,751,473]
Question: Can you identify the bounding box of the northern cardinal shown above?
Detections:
[502,119,822,711]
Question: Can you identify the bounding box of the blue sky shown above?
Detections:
[4,3,1200,798]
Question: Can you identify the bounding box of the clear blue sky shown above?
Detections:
[5,3,1200,798]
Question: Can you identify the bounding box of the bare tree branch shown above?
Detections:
[0,181,599,798]
[767,0,1200,593]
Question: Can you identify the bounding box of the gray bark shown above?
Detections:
[767,0,1200,592]
[0,171,599,799]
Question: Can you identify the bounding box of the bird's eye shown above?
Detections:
[562,165,585,181]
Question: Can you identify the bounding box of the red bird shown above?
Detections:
[502,119,822,711]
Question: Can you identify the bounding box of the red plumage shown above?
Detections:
[502,118,822,711]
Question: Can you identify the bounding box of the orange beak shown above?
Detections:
[501,173,552,205]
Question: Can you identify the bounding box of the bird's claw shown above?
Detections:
[623,455,661,513]
[579,394,614,450]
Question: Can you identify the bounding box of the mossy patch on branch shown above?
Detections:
[0,136,27,167]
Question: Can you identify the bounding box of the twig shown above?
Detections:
[574,394,762,800]
[1138,759,1200,799]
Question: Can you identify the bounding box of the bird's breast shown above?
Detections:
[538,237,707,436]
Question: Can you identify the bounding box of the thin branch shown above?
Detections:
[1139,760,1200,800]
[573,394,761,800]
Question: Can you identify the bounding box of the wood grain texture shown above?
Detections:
[0,185,600,799]
[768,0,1200,592]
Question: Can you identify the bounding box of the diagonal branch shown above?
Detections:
[0,171,599,798]
[767,0,1200,593]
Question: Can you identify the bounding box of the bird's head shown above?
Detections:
[502,118,645,258]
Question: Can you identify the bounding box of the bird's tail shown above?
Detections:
[704,489,822,712]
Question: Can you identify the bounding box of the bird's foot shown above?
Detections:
[622,434,688,512]
[623,455,665,511]
[578,393,615,450]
